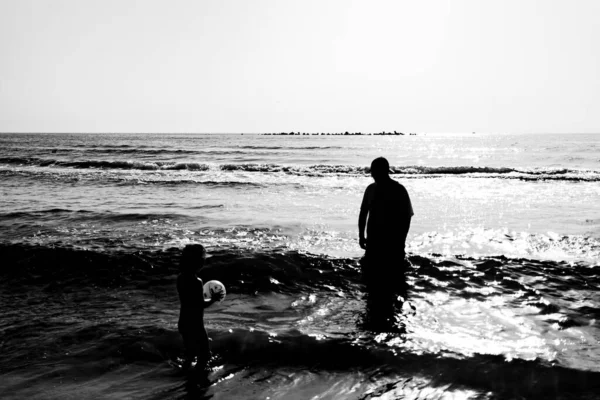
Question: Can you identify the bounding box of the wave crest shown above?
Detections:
[1,157,599,181]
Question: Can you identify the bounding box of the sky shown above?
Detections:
[1,0,599,134]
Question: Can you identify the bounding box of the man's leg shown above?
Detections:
[361,249,398,331]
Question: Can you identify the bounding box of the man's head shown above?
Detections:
[370,157,390,183]
[180,243,206,273]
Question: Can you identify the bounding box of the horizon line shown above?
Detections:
[1,131,599,135]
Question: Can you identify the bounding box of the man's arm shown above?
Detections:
[358,208,368,249]
[359,185,372,250]
[396,184,413,252]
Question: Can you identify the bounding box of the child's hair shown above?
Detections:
[180,244,206,272]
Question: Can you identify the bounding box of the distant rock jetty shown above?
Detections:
[261,131,417,136]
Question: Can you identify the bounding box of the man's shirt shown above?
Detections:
[361,179,413,246]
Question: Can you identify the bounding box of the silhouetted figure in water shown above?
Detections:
[358,157,414,331]
[177,244,223,371]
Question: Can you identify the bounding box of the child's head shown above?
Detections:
[180,244,206,273]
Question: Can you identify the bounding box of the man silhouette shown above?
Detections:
[358,157,413,330]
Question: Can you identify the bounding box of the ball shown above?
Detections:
[203,280,226,301]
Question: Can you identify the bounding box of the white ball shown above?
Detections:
[203,280,226,301]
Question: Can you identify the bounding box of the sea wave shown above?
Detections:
[0,168,269,188]
[0,156,211,171]
[2,157,598,181]
[1,243,597,296]
[3,322,600,399]
[233,145,342,150]
[2,144,342,155]
[2,243,598,357]
[1,243,599,398]
[66,147,200,155]
[0,209,202,223]
[1,206,598,263]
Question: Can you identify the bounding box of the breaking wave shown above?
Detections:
[1,157,599,181]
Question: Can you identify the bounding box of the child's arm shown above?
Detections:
[203,290,224,307]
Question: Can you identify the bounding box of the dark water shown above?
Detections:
[1,133,599,399]
[1,244,599,399]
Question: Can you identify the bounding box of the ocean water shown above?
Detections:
[0,132,599,399]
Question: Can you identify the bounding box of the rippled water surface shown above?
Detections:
[1,133,599,399]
